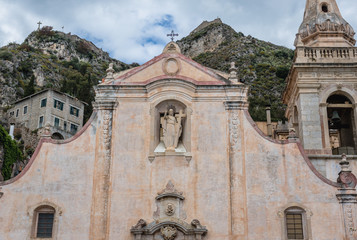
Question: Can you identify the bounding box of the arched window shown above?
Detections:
[285,207,305,239]
[327,94,356,155]
[32,205,55,238]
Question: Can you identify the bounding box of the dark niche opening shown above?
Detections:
[322,4,328,13]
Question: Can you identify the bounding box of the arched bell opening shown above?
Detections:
[327,94,356,155]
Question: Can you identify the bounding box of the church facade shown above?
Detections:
[1,0,357,239]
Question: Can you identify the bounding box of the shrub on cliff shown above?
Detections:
[0,125,23,181]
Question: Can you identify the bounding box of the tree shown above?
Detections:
[0,125,23,180]
[24,75,36,97]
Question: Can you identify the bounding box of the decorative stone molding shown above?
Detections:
[104,63,115,83]
[336,189,357,239]
[163,58,181,76]
[336,154,357,239]
[228,62,238,82]
[229,112,239,151]
[92,100,118,111]
[131,181,207,240]
[337,154,357,189]
[224,101,248,110]
[161,226,177,240]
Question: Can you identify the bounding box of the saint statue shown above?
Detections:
[161,108,186,151]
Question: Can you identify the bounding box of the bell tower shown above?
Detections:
[283,0,357,159]
[296,0,355,47]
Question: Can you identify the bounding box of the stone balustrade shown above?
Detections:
[296,47,357,63]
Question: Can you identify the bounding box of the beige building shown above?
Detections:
[8,89,85,139]
[0,0,357,239]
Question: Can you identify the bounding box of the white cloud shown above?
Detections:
[0,0,357,64]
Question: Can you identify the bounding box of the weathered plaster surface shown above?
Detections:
[0,115,97,240]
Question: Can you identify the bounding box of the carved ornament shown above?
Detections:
[131,181,207,239]
[337,154,357,189]
[163,58,181,76]
[161,226,177,240]
[157,180,184,199]
[132,219,147,230]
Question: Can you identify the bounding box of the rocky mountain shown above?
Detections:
[0,21,293,124]
[177,18,294,121]
[0,26,137,121]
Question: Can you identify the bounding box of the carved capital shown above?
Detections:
[337,190,357,203]
[93,100,118,110]
[224,101,248,110]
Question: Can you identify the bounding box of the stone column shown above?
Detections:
[319,103,331,150]
[336,154,357,240]
[265,106,272,137]
[225,101,248,239]
[89,100,117,240]
[352,104,357,151]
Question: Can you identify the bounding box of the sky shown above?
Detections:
[0,0,357,64]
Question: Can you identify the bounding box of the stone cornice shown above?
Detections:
[92,100,118,110]
[336,189,357,203]
[224,101,248,110]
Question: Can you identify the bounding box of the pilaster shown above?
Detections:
[89,100,117,240]
[225,101,248,239]
[336,155,357,240]
[337,190,357,240]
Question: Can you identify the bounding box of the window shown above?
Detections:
[41,98,47,107]
[286,212,303,239]
[64,121,67,131]
[39,116,44,128]
[54,117,60,128]
[322,4,328,13]
[53,99,64,111]
[33,206,55,238]
[24,106,28,115]
[284,207,307,240]
[16,109,19,117]
[70,124,78,134]
[9,111,14,117]
[70,106,79,117]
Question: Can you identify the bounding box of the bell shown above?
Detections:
[331,111,341,122]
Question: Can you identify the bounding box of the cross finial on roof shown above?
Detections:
[37,21,42,30]
[167,30,179,41]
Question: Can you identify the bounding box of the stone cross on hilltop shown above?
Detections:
[167,30,179,41]
[37,21,42,30]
